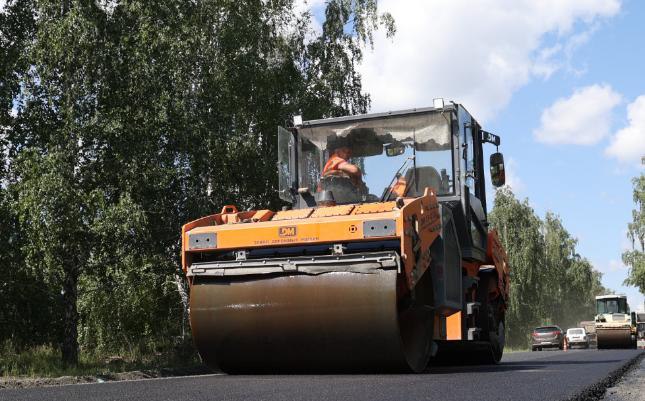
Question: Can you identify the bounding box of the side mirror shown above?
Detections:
[490,152,505,187]
[385,143,405,157]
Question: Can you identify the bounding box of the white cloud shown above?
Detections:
[629,296,644,312]
[359,0,621,121]
[605,95,645,164]
[607,259,628,272]
[291,0,327,42]
[534,84,622,145]
[293,0,326,16]
[532,44,563,79]
[503,157,525,193]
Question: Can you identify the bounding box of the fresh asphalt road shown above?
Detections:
[1,349,642,401]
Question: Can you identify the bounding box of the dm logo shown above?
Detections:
[278,226,297,237]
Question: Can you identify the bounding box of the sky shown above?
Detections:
[301,0,645,312]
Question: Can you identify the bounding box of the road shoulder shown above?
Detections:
[603,352,645,401]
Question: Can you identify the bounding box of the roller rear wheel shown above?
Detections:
[477,273,505,364]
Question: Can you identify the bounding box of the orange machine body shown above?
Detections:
[182,189,509,343]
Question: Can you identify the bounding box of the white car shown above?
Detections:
[566,328,589,348]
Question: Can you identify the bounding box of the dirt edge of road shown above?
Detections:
[604,353,645,401]
[0,365,214,389]
[565,351,645,401]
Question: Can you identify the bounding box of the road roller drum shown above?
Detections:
[190,268,432,372]
[596,328,633,349]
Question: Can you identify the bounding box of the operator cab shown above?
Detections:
[278,102,505,262]
[596,295,629,315]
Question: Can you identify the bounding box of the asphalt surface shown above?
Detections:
[1,349,642,401]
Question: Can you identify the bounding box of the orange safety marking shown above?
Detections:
[486,230,510,304]
[251,210,274,222]
[353,202,397,215]
[446,311,462,340]
[310,205,355,218]
[184,213,403,250]
[399,188,441,292]
[272,208,314,221]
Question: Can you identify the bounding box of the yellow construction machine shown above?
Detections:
[595,295,638,349]
[182,102,510,372]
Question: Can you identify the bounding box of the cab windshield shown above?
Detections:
[297,111,454,204]
[596,298,628,314]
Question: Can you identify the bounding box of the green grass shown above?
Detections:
[0,341,202,378]
[2,341,534,378]
[504,346,530,353]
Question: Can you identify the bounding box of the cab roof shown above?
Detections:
[300,104,459,128]
[595,295,627,300]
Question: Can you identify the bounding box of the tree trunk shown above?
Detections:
[61,266,79,365]
[174,271,189,339]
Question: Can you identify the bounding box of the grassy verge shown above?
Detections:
[504,346,530,353]
[0,340,204,378]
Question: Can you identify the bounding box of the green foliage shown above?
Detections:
[0,340,199,377]
[489,187,607,347]
[623,174,645,294]
[489,187,545,347]
[0,0,393,367]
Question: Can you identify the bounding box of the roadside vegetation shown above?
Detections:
[622,174,644,294]
[0,0,394,376]
[0,340,199,378]
[490,187,608,348]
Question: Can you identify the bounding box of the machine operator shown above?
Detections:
[322,144,363,186]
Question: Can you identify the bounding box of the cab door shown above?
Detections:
[458,106,488,261]
[277,126,296,203]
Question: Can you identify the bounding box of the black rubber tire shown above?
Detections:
[476,273,505,364]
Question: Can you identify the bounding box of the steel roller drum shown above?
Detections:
[596,328,633,349]
[190,269,431,373]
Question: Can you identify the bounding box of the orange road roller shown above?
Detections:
[182,102,511,373]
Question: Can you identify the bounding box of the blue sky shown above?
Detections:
[485,1,645,312]
[302,0,644,311]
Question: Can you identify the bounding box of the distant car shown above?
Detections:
[566,327,589,349]
[531,326,564,351]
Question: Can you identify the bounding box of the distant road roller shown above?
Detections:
[595,295,637,349]
[182,103,511,372]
